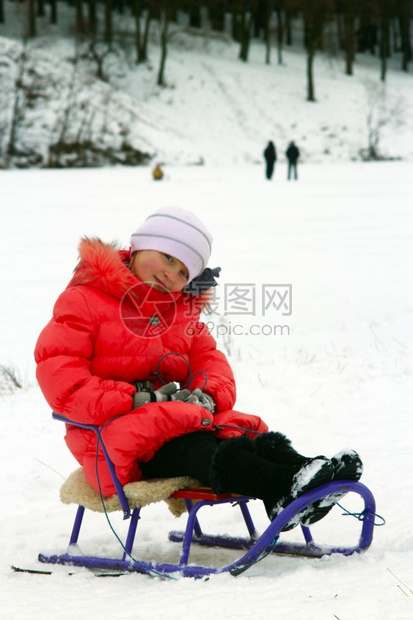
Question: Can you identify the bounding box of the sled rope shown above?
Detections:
[213,424,264,435]
[230,535,280,576]
[155,351,209,391]
[337,502,386,526]
[94,419,178,580]
[156,353,266,436]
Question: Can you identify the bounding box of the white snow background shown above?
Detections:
[1,14,413,620]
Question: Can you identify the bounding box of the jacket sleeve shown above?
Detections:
[186,321,236,412]
[34,287,135,425]
[213,409,269,439]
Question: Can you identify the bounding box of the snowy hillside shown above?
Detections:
[0,3,412,168]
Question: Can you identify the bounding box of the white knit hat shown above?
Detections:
[130,207,212,282]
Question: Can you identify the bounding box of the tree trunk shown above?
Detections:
[157,10,169,86]
[88,0,97,34]
[134,1,143,61]
[134,2,151,63]
[37,0,45,18]
[50,0,58,25]
[90,41,111,81]
[189,5,200,28]
[399,4,411,72]
[75,0,84,33]
[264,1,271,65]
[302,0,331,102]
[28,0,36,37]
[285,8,292,45]
[380,12,389,81]
[0,0,4,24]
[142,8,151,58]
[105,0,113,44]
[90,0,97,35]
[336,12,344,50]
[209,4,225,31]
[306,50,315,101]
[239,9,255,62]
[344,12,356,75]
[276,8,284,65]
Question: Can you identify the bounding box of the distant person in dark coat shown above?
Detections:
[286,141,300,180]
[263,141,277,180]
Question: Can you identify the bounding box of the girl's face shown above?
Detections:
[130,250,189,293]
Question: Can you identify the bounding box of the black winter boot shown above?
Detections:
[332,448,363,481]
[253,432,308,471]
[299,448,364,527]
[210,435,334,527]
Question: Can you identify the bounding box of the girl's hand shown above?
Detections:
[186,388,215,414]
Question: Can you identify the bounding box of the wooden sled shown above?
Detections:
[38,414,377,578]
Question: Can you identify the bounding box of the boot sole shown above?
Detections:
[297,451,363,528]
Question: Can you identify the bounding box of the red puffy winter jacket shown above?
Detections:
[35,238,267,495]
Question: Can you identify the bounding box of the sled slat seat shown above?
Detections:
[38,412,377,578]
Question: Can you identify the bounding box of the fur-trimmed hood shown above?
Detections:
[70,237,144,301]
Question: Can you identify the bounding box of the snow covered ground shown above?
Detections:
[0,161,412,619]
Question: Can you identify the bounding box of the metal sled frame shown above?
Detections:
[38,414,377,578]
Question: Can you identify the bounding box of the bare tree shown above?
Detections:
[87,0,98,35]
[275,2,285,65]
[284,3,293,45]
[379,0,391,81]
[134,0,152,63]
[28,0,36,37]
[397,0,411,71]
[74,0,85,33]
[361,80,404,160]
[6,43,27,160]
[262,0,272,64]
[0,364,23,394]
[301,0,334,101]
[50,0,58,25]
[260,0,285,65]
[88,39,114,80]
[208,2,226,31]
[337,0,358,75]
[237,1,257,62]
[157,6,171,86]
[104,0,113,44]
[37,0,45,18]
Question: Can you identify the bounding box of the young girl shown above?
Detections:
[35,206,362,529]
